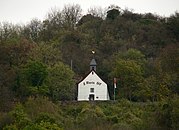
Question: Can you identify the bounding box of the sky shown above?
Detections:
[0,0,179,24]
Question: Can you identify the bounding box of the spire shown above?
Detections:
[90,50,97,71]
[90,58,97,71]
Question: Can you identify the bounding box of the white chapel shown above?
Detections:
[77,58,110,101]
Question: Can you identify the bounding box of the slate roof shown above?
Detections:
[90,58,97,66]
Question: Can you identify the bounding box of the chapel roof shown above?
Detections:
[90,58,97,66]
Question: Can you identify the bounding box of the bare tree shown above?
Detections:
[22,19,42,42]
[62,4,82,30]
[46,8,63,27]
[0,22,20,43]
[88,6,107,19]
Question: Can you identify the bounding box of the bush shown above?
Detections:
[24,96,62,120]
[9,104,30,129]
[0,112,13,129]
[171,96,179,130]
[24,121,63,130]
[3,124,18,130]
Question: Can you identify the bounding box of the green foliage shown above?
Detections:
[35,113,56,124]
[77,103,105,122]
[24,96,62,121]
[46,62,75,101]
[2,99,179,130]
[112,59,143,100]
[7,104,30,129]
[155,96,179,130]
[3,97,63,130]
[24,113,63,130]
[25,61,48,87]
[171,96,179,130]
[20,61,49,96]
[117,49,146,66]
[3,124,18,130]
[24,121,63,130]
[136,73,171,102]
[0,4,179,130]
[29,42,62,66]
[157,44,179,94]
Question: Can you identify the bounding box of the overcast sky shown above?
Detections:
[0,0,179,24]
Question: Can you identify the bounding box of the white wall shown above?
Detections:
[78,71,110,101]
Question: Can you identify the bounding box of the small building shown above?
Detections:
[77,59,110,101]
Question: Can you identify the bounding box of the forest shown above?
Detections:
[0,4,178,130]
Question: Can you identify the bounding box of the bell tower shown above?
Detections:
[90,50,97,71]
[90,58,97,71]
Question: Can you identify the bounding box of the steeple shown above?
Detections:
[90,58,97,71]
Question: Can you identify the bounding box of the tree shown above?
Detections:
[46,62,75,101]
[29,42,62,67]
[59,30,89,75]
[7,38,33,67]
[158,44,179,94]
[25,61,48,87]
[116,49,146,65]
[115,49,147,75]
[0,22,20,44]
[22,61,48,96]
[110,49,147,100]
[106,5,121,20]
[87,6,106,19]
[136,74,171,101]
[122,8,142,21]
[112,59,143,100]
[41,8,63,42]
[167,12,179,40]
[158,44,179,74]
[0,38,33,110]
[77,13,103,46]
[134,16,170,57]
[77,14,102,26]
[0,65,16,111]
[22,19,42,42]
[62,4,82,30]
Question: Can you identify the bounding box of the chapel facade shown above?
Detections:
[77,59,110,101]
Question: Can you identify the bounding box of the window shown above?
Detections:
[90,88,94,93]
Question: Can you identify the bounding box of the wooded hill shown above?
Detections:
[0,4,178,130]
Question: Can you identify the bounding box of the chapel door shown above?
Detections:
[89,94,95,101]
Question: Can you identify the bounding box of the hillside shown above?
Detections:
[0,4,179,130]
[1,97,179,130]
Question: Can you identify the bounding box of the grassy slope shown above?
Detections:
[0,97,179,130]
